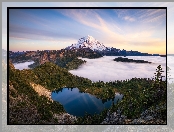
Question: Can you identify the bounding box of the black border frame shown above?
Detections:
[7,7,167,125]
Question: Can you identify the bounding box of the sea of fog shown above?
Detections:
[13,61,34,70]
[69,56,166,82]
[12,56,169,83]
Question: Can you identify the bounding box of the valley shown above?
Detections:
[8,35,167,124]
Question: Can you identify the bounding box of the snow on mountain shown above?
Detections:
[66,35,106,51]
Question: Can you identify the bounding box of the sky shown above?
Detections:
[2,2,174,54]
[8,7,166,54]
[2,3,174,131]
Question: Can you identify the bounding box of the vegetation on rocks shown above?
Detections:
[108,65,166,120]
[9,62,65,124]
[9,57,166,124]
[11,48,102,70]
[65,58,86,70]
[74,65,166,124]
[114,57,152,63]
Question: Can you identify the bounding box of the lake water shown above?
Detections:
[13,61,34,70]
[69,56,166,82]
[51,88,123,117]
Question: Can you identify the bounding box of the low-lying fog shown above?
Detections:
[69,56,166,82]
[13,61,34,70]
[12,56,168,83]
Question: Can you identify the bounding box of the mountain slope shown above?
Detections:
[9,60,166,124]
[9,61,66,124]
[66,35,106,51]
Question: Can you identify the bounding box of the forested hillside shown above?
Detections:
[9,60,167,124]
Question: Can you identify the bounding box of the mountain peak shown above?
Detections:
[66,35,106,51]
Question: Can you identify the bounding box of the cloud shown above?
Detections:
[114,9,166,24]
[9,38,78,52]
[69,56,166,82]
[9,23,78,41]
[136,9,166,23]
[139,9,163,19]
[9,9,166,54]
[59,9,126,45]
[55,9,166,54]
[114,9,129,18]
[13,61,35,70]
[123,16,135,22]
[142,13,166,23]
[105,28,166,54]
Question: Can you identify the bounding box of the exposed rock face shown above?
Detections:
[9,60,15,69]
[29,82,77,124]
[59,53,64,58]
[101,106,166,124]
[37,52,58,65]
[9,84,73,124]
[39,52,49,65]
[53,113,77,124]
[49,53,57,62]
[30,82,52,102]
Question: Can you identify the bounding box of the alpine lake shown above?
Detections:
[51,88,123,117]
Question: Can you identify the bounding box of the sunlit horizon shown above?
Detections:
[9,8,166,55]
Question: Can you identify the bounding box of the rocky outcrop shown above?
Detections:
[49,53,57,61]
[101,106,166,124]
[39,52,49,65]
[30,82,52,102]
[53,113,77,124]
[29,82,78,124]
[9,60,15,69]
[26,51,37,57]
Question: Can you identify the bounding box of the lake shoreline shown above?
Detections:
[51,87,123,117]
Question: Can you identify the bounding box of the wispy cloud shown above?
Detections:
[139,9,163,19]
[123,16,136,22]
[9,23,78,41]
[54,9,166,54]
[134,9,166,24]
[9,8,166,54]
[59,9,125,44]
[114,9,129,18]
[143,13,166,23]
[114,9,166,24]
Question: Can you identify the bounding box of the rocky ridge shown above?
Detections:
[66,35,106,51]
[101,105,166,124]
[29,82,77,124]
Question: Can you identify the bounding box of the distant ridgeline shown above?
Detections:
[9,35,162,69]
[65,35,160,56]
[9,49,91,70]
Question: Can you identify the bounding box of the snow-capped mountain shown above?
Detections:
[66,35,106,51]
